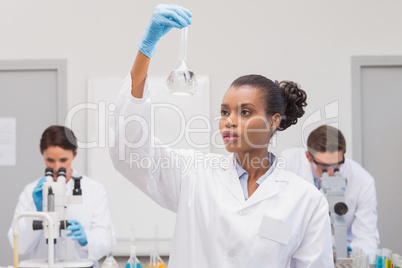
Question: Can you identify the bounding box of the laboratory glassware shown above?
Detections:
[166,27,197,96]
[101,226,118,268]
[148,251,165,268]
[126,226,142,268]
[101,256,119,268]
[148,225,165,268]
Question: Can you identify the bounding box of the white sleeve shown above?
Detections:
[109,73,191,212]
[290,193,335,268]
[8,184,43,255]
[86,183,116,261]
[349,175,379,262]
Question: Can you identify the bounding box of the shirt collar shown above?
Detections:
[234,152,277,185]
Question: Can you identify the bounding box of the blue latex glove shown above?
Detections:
[32,177,46,211]
[138,4,192,58]
[67,219,88,246]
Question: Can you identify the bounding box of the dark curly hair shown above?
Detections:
[230,75,307,131]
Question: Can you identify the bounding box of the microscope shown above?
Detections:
[320,168,348,259]
[12,167,94,268]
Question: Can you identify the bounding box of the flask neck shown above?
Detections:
[179,27,188,61]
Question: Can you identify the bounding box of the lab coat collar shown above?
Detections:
[301,151,316,184]
[302,152,311,167]
[218,154,283,207]
[218,154,246,205]
[245,168,282,208]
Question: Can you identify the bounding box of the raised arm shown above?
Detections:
[130,52,149,98]
[131,4,192,98]
[109,4,194,212]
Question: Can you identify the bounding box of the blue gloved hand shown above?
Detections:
[138,4,192,58]
[67,219,88,246]
[32,177,46,211]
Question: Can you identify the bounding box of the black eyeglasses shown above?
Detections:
[309,153,345,168]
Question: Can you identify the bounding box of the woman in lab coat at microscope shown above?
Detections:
[109,4,334,268]
[8,125,115,267]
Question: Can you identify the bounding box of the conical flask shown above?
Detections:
[148,226,165,268]
[125,226,142,268]
[102,226,118,268]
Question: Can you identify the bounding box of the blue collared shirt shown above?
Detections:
[234,152,277,200]
[312,169,320,190]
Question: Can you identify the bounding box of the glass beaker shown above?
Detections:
[166,27,198,96]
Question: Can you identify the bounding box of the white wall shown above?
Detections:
[2,0,402,263]
[2,0,402,161]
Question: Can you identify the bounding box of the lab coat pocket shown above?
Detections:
[258,216,293,245]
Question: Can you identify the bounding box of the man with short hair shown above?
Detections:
[281,125,379,262]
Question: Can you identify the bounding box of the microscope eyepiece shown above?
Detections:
[57,167,67,177]
[45,167,53,176]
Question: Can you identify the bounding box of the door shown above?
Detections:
[352,56,402,255]
[0,60,66,264]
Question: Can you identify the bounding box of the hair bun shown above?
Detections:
[275,80,307,131]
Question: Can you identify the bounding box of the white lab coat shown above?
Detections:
[108,75,334,268]
[8,172,115,268]
[280,148,380,261]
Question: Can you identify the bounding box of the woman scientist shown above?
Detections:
[109,4,334,267]
[8,125,115,268]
